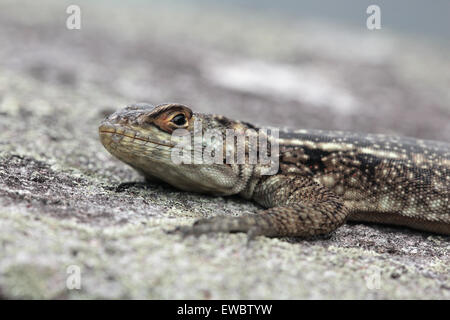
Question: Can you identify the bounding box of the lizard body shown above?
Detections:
[99,103,450,237]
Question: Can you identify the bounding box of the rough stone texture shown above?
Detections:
[0,0,449,299]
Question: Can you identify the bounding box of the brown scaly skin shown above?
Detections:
[99,103,450,238]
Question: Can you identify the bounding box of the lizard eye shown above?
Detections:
[171,114,187,126]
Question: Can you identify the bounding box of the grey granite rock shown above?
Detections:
[0,0,448,299]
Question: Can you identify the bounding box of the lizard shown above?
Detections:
[99,103,450,238]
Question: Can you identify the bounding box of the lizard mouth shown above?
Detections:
[99,125,175,148]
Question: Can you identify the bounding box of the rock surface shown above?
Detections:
[0,0,449,299]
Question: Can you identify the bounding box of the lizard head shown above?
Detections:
[99,103,256,195]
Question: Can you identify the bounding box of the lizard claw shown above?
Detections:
[167,216,267,243]
[166,225,199,238]
[166,219,221,238]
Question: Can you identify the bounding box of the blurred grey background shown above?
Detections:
[193,0,450,41]
[0,0,449,299]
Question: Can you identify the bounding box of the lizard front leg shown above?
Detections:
[170,174,349,239]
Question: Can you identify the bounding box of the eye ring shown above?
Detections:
[171,114,187,126]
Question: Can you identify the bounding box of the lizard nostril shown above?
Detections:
[118,117,129,125]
